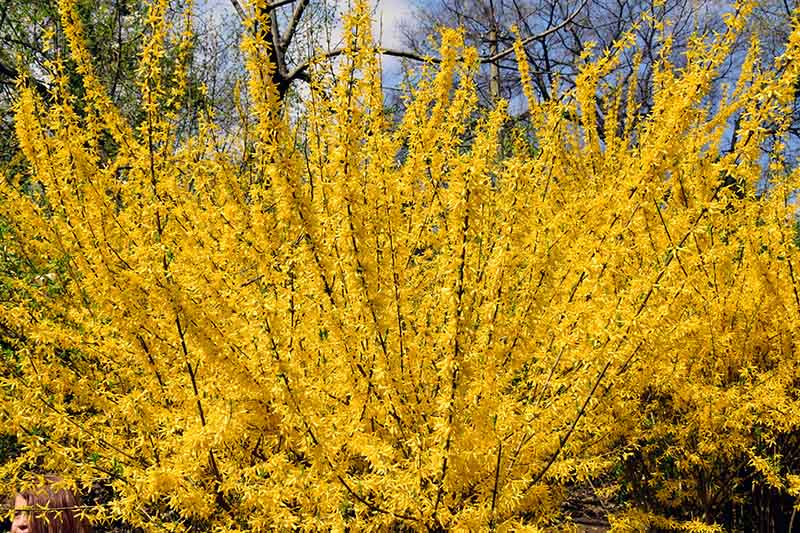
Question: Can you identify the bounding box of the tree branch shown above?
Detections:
[229,0,247,21]
[0,59,49,98]
[524,360,611,493]
[230,0,296,21]
[489,440,503,531]
[284,0,587,88]
[177,315,229,512]
[280,0,310,51]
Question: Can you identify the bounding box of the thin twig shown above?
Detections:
[433,183,471,521]
[229,0,295,20]
[489,441,503,531]
[284,0,588,86]
[176,316,228,511]
[280,0,310,51]
[524,360,612,493]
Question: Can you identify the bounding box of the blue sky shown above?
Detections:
[369,0,415,81]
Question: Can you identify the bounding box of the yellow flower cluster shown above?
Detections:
[1,0,799,530]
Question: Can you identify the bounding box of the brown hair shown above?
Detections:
[16,476,92,533]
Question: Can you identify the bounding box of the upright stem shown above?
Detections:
[489,0,500,101]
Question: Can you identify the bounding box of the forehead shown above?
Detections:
[13,494,27,508]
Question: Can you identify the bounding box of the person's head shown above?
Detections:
[10,476,92,533]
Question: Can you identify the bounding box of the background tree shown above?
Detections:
[0,1,144,175]
[400,0,800,160]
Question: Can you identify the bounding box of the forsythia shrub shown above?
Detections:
[1,0,800,530]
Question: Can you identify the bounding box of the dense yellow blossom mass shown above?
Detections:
[1,0,800,530]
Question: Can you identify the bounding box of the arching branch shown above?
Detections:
[284,0,588,90]
[229,0,296,19]
[229,0,587,100]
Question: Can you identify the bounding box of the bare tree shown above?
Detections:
[400,0,730,106]
[399,0,800,171]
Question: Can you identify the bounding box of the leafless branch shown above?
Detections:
[523,360,611,493]
[487,0,588,63]
[229,0,246,21]
[268,0,297,9]
[285,0,587,87]
[229,0,296,21]
[280,0,311,51]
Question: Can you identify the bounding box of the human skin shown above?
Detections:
[10,494,29,533]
